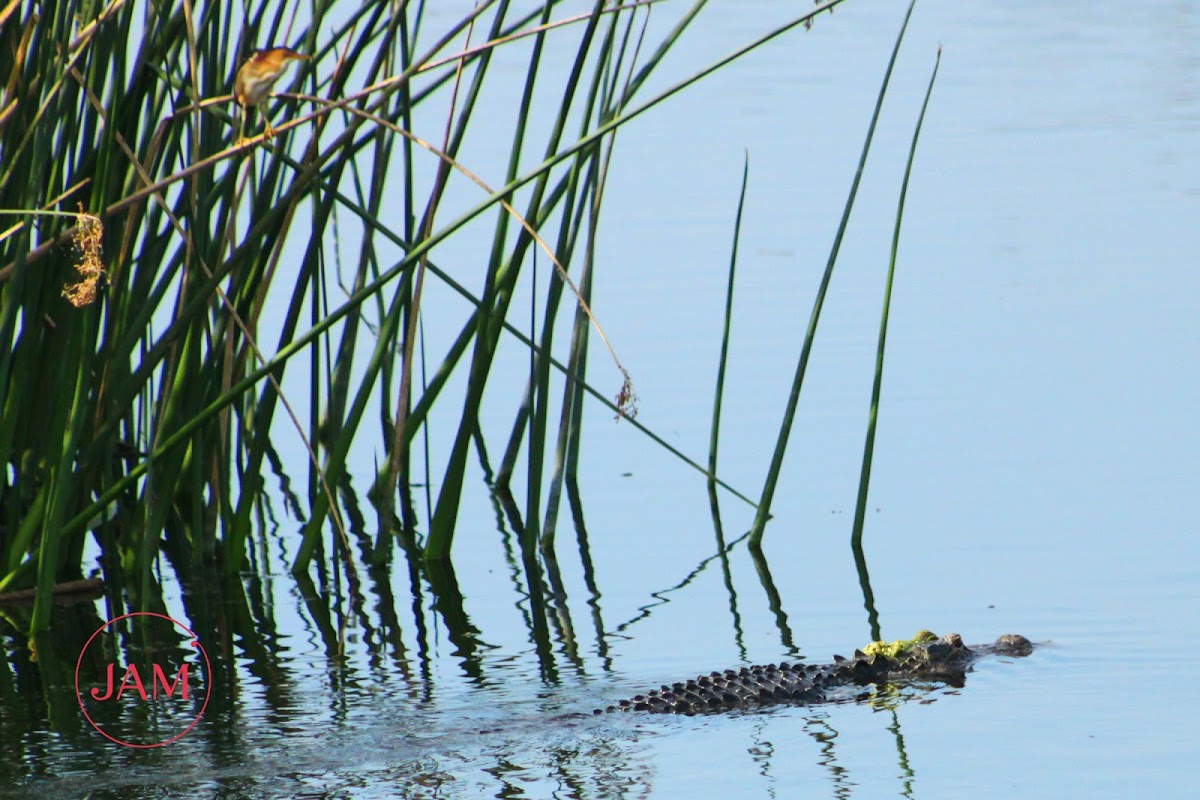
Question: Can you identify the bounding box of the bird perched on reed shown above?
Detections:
[234,47,311,141]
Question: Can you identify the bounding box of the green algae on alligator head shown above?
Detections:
[597,632,1034,715]
[859,629,939,660]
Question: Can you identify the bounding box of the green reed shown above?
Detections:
[750,0,918,547]
[851,46,943,645]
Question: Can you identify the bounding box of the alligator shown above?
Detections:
[595,631,1033,715]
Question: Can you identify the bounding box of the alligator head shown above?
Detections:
[854,632,1035,687]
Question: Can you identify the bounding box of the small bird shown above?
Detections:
[234,47,311,140]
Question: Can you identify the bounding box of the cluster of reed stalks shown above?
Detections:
[0,0,943,637]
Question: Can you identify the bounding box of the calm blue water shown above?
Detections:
[4,0,1198,797]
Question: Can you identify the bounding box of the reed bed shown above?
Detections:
[0,0,861,631]
[1,0,945,642]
